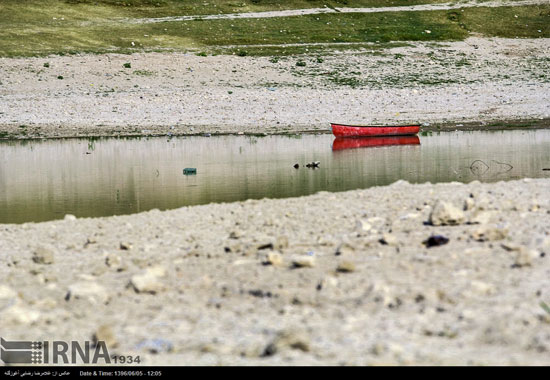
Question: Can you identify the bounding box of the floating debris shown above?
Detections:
[305,161,320,169]
[183,168,197,175]
[293,163,299,169]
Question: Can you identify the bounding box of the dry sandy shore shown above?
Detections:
[1,37,549,139]
[1,178,549,365]
[1,35,550,366]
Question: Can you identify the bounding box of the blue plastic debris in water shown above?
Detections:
[183,168,197,175]
[306,251,314,256]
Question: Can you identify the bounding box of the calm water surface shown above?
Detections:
[1,130,549,223]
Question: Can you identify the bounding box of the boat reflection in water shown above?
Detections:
[332,136,421,151]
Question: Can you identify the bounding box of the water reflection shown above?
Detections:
[1,130,549,223]
[332,136,420,151]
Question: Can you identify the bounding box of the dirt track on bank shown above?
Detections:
[124,0,549,24]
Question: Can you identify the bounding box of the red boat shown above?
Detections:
[332,136,420,151]
[331,123,420,137]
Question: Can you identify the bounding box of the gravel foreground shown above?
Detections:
[1,37,549,139]
[1,178,549,365]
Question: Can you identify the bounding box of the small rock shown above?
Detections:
[93,325,119,348]
[293,163,299,169]
[380,233,398,246]
[129,266,166,294]
[33,246,55,265]
[501,242,521,252]
[471,226,508,242]
[317,235,337,246]
[64,214,77,221]
[356,219,372,232]
[66,281,109,304]
[513,247,538,268]
[262,329,310,357]
[463,197,475,211]
[105,253,123,269]
[263,252,283,266]
[423,235,449,247]
[429,201,465,226]
[317,276,338,291]
[119,242,132,250]
[470,280,496,296]
[291,255,315,268]
[469,210,496,225]
[229,230,243,239]
[336,261,356,273]
[335,242,355,256]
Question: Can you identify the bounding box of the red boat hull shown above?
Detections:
[331,123,420,137]
[332,136,420,151]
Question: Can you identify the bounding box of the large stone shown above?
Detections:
[429,201,465,226]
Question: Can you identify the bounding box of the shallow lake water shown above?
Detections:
[1,130,550,223]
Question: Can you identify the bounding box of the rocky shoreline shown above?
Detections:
[1,37,549,140]
[1,178,549,365]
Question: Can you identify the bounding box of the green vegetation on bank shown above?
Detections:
[0,1,548,57]
[0,0,465,19]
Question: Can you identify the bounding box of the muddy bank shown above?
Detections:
[1,37,549,139]
[1,178,549,365]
